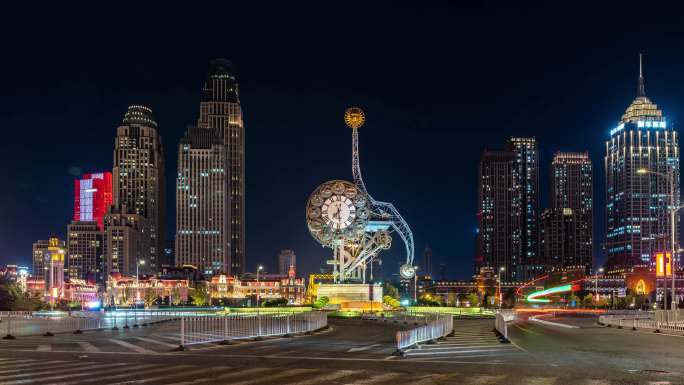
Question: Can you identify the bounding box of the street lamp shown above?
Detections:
[637,168,678,311]
[136,260,145,305]
[595,267,604,309]
[498,267,505,309]
[256,265,264,308]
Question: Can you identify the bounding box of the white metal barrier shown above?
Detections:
[1,311,179,338]
[599,313,684,333]
[495,310,515,340]
[395,314,453,351]
[179,312,328,347]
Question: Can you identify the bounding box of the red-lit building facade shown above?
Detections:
[74,172,113,230]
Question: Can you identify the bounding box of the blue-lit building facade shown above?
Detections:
[605,65,679,269]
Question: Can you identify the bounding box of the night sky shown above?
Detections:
[3,3,684,280]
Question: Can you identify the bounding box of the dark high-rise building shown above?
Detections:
[103,205,150,278]
[278,249,297,275]
[507,137,540,278]
[476,150,518,281]
[605,56,678,268]
[423,246,433,278]
[112,105,165,271]
[66,220,103,283]
[544,152,593,271]
[541,208,589,269]
[197,59,246,276]
[73,172,112,230]
[175,125,228,275]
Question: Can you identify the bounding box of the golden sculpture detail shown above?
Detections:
[344,107,365,129]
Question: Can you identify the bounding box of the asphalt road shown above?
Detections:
[511,313,684,383]
[0,316,682,384]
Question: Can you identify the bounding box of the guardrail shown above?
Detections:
[179,311,327,348]
[599,313,684,333]
[395,314,453,353]
[1,311,178,339]
[494,310,515,340]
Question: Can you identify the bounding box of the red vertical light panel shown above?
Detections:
[73,172,113,230]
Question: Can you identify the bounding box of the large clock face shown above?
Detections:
[321,194,356,230]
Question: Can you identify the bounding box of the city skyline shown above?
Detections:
[4,4,684,280]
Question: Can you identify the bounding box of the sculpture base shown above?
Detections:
[317,283,383,310]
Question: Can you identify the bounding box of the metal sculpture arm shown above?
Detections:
[352,126,415,271]
[345,230,391,273]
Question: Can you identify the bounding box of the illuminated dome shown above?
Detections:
[621,96,662,124]
[620,54,663,124]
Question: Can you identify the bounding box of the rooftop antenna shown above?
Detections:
[637,53,646,97]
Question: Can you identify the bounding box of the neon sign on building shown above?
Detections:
[74,172,113,229]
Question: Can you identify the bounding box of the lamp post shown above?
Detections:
[595,267,604,309]
[136,260,145,305]
[256,265,263,308]
[637,168,678,310]
[498,267,505,309]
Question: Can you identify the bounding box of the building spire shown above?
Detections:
[637,53,646,97]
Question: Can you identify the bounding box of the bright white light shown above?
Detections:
[638,121,645,128]
[86,300,101,309]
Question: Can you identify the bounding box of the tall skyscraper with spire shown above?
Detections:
[605,55,679,268]
[176,59,245,276]
[112,105,166,272]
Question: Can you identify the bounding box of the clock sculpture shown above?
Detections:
[307,180,385,281]
[305,108,415,283]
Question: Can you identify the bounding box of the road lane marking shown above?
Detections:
[0,362,129,383]
[348,343,382,352]
[0,360,75,375]
[108,338,157,354]
[166,367,274,385]
[411,373,459,385]
[520,377,558,385]
[110,367,229,384]
[58,365,172,385]
[208,368,317,385]
[349,372,402,384]
[465,375,507,384]
[132,336,177,348]
[36,344,51,351]
[529,315,579,329]
[293,370,361,384]
[78,341,101,353]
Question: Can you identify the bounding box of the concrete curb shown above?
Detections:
[529,315,579,329]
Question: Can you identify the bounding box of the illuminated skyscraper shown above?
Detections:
[66,221,103,282]
[507,137,540,278]
[189,59,245,276]
[175,126,228,275]
[605,56,678,268]
[74,172,112,230]
[112,105,165,271]
[541,152,593,271]
[32,238,65,281]
[476,150,518,281]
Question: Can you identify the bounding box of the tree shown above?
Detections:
[144,291,159,309]
[582,294,594,307]
[191,284,209,307]
[170,288,182,306]
[313,296,329,309]
[466,292,480,307]
[568,294,580,307]
[0,277,43,311]
[263,297,289,307]
[382,282,400,300]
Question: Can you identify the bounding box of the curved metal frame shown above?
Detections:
[351,121,415,274]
